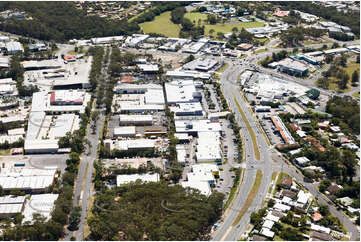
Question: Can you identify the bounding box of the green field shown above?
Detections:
[204,22,264,37]
[184,12,208,23]
[232,170,263,226]
[139,11,181,37]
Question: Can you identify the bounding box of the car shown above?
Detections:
[220,178,224,181]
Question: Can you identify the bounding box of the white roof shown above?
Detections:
[196,132,222,162]
[165,80,198,104]
[181,181,211,196]
[174,133,189,140]
[170,102,203,115]
[144,89,165,104]
[310,223,331,234]
[265,213,280,222]
[6,41,23,52]
[106,139,156,151]
[7,128,25,136]
[176,145,186,163]
[114,126,136,136]
[260,228,275,238]
[296,156,310,165]
[116,173,159,186]
[297,190,311,205]
[0,135,23,144]
[175,119,222,133]
[137,64,159,72]
[274,202,291,212]
[192,163,219,173]
[119,114,153,123]
[0,195,26,215]
[24,139,59,151]
[262,220,274,229]
[187,171,214,183]
[23,194,59,223]
[0,115,27,124]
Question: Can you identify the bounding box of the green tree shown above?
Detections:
[351,70,359,85]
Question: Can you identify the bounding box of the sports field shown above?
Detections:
[139,11,181,37]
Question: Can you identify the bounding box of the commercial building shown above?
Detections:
[31,91,91,114]
[0,168,57,193]
[116,173,159,186]
[276,58,309,77]
[124,34,149,47]
[176,145,187,164]
[237,43,253,51]
[181,180,211,196]
[170,102,203,116]
[22,194,59,223]
[5,41,23,54]
[91,36,124,45]
[270,115,296,145]
[182,41,207,54]
[119,115,153,126]
[175,119,222,135]
[0,195,26,218]
[165,70,211,80]
[196,132,222,163]
[295,156,310,166]
[255,105,271,112]
[182,58,218,72]
[165,80,202,104]
[137,64,159,73]
[104,138,158,152]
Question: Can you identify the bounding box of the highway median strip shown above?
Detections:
[232,170,263,226]
[224,168,244,210]
[232,94,260,160]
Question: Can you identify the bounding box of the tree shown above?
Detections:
[207,14,217,24]
[216,32,224,40]
[68,206,81,231]
[351,70,359,85]
[232,27,238,33]
[338,73,349,89]
[209,28,215,36]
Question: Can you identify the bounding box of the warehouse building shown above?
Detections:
[165,70,211,80]
[5,41,23,54]
[124,34,149,47]
[91,36,124,45]
[113,126,136,138]
[116,173,159,186]
[118,115,153,126]
[196,132,222,163]
[0,168,57,193]
[175,119,222,135]
[137,64,159,73]
[181,180,211,196]
[170,102,203,116]
[165,80,202,104]
[22,194,59,223]
[0,195,26,218]
[182,58,218,72]
[182,41,207,54]
[104,138,157,152]
[275,58,309,77]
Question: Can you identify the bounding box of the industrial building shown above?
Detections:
[137,64,159,73]
[124,34,149,47]
[181,180,211,196]
[0,168,57,193]
[175,119,222,135]
[5,41,23,54]
[22,194,59,223]
[113,126,136,137]
[104,138,157,152]
[196,132,222,163]
[170,102,203,116]
[182,58,218,72]
[0,195,26,218]
[182,41,207,54]
[165,80,202,104]
[118,115,153,126]
[91,36,124,45]
[30,91,91,114]
[116,173,159,186]
[275,58,309,77]
[165,70,211,80]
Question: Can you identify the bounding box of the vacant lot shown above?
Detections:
[139,11,181,37]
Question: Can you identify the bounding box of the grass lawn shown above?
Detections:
[255,48,267,54]
[139,11,181,37]
[273,172,290,195]
[0,149,10,156]
[224,168,243,209]
[233,95,260,160]
[217,63,229,73]
[184,12,208,23]
[352,92,360,99]
[232,170,263,226]
[272,171,278,181]
[204,22,264,37]
[344,62,360,77]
